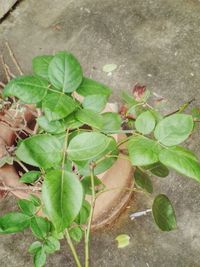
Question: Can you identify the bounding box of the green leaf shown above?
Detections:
[32,55,53,79]
[3,75,48,103]
[154,114,194,146]
[42,92,77,121]
[44,236,60,254]
[75,109,103,129]
[192,107,200,120]
[152,194,177,231]
[37,116,66,134]
[29,241,42,254]
[134,168,153,193]
[64,113,83,129]
[81,176,102,195]
[76,77,112,97]
[42,170,83,232]
[127,136,162,166]
[30,216,51,239]
[0,212,30,234]
[34,247,46,267]
[69,226,83,242]
[68,132,110,161]
[16,134,62,169]
[147,162,169,177]
[135,110,156,135]
[48,51,83,93]
[115,234,130,248]
[101,112,122,132]
[82,94,108,112]
[29,194,41,207]
[18,199,36,216]
[121,91,138,107]
[20,171,40,184]
[159,146,200,182]
[75,200,91,225]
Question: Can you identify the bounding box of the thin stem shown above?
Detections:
[65,229,82,267]
[0,185,41,192]
[0,55,10,82]
[85,164,96,267]
[14,158,29,172]
[5,41,23,75]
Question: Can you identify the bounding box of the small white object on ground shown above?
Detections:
[130,209,152,220]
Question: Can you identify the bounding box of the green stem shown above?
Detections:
[85,164,96,267]
[65,229,82,267]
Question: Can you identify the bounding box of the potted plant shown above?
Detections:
[0,50,200,267]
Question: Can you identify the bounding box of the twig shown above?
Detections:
[165,98,195,117]
[14,158,29,172]
[5,64,16,78]
[0,81,5,88]
[0,185,41,192]
[5,41,23,75]
[0,54,10,82]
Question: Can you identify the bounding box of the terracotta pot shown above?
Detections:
[0,103,133,229]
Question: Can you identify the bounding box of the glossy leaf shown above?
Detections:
[75,109,103,129]
[101,112,122,132]
[152,194,177,231]
[154,114,194,146]
[42,170,83,232]
[32,55,53,79]
[34,247,46,267]
[29,241,42,254]
[159,146,200,182]
[135,110,156,135]
[63,113,83,129]
[115,234,130,248]
[3,75,48,103]
[16,134,62,169]
[127,136,162,166]
[18,199,36,216]
[82,94,108,112]
[48,51,83,93]
[134,168,153,193]
[0,212,30,234]
[69,226,83,242]
[37,116,66,134]
[147,162,169,177]
[30,216,51,239]
[20,171,40,184]
[42,92,77,121]
[76,77,111,96]
[68,132,110,161]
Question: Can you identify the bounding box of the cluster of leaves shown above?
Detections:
[0,51,200,266]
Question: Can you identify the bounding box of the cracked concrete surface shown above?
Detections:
[0,0,200,266]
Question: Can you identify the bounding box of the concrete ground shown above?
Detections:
[0,0,200,266]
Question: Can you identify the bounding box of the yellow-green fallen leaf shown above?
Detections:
[103,64,117,73]
[115,234,130,248]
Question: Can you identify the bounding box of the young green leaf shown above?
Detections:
[154,114,194,146]
[135,110,156,135]
[101,112,122,132]
[115,234,130,248]
[152,194,177,231]
[16,134,62,169]
[29,194,41,207]
[42,170,83,232]
[30,216,51,239]
[42,92,77,121]
[3,75,48,103]
[32,55,53,80]
[34,247,46,267]
[69,226,83,242]
[75,109,103,129]
[81,176,102,195]
[20,171,40,184]
[18,199,36,216]
[48,51,83,93]
[121,91,137,107]
[0,212,30,234]
[75,200,91,225]
[76,77,112,97]
[134,168,153,193]
[68,132,111,161]
[29,241,42,254]
[37,116,66,134]
[63,113,83,129]
[127,136,162,166]
[147,162,169,177]
[159,146,200,182]
[44,236,60,254]
[82,94,108,112]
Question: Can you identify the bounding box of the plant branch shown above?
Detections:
[165,98,195,117]
[14,158,29,172]
[5,42,23,75]
[85,163,96,267]
[0,54,10,82]
[65,229,82,267]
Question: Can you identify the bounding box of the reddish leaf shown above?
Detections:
[132,84,146,101]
